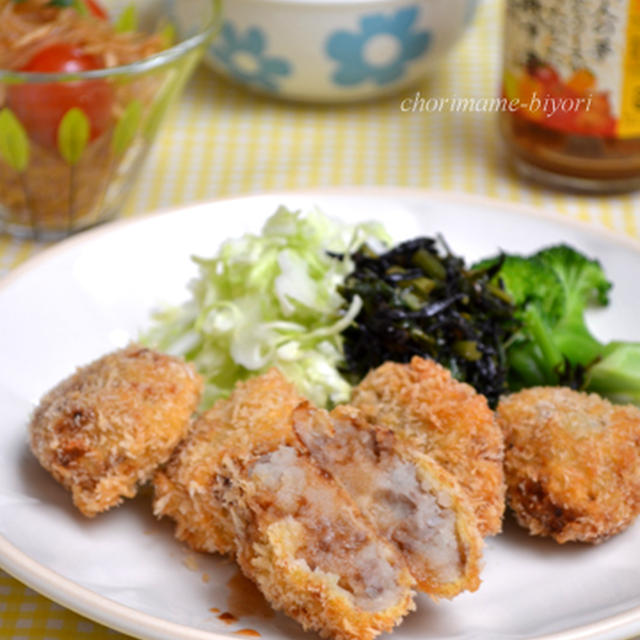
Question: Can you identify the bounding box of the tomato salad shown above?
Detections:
[0,0,168,236]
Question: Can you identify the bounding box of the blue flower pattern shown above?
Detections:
[209,22,292,92]
[326,7,431,87]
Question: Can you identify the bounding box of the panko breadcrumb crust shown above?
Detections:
[293,403,483,599]
[152,368,305,554]
[238,521,414,640]
[29,345,203,517]
[351,357,506,537]
[223,446,416,640]
[496,387,640,543]
[156,369,416,640]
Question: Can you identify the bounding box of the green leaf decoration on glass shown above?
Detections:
[0,108,29,172]
[57,107,89,165]
[142,69,179,141]
[143,51,201,141]
[158,22,176,49]
[112,99,142,156]
[115,4,138,33]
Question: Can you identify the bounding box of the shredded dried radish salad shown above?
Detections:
[0,0,164,70]
[0,0,190,237]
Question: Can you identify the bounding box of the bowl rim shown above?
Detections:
[0,0,221,82]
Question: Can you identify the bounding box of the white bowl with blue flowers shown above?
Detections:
[169,0,479,102]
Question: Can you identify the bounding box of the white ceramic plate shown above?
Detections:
[1,188,640,640]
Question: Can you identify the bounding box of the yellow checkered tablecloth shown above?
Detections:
[1,0,639,637]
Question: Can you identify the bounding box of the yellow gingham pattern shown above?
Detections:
[1,0,639,637]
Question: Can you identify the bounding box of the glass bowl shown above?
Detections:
[0,0,220,240]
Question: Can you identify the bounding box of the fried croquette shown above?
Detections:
[152,368,305,554]
[292,403,483,599]
[29,345,203,517]
[155,369,416,639]
[351,357,505,537]
[496,387,640,543]
[219,443,416,640]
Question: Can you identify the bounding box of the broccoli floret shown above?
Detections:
[533,245,611,306]
[481,244,640,406]
[475,254,563,316]
[587,341,640,405]
[532,245,610,367]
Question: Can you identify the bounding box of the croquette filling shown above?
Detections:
[249,446,406,612]
[297,416,461,586]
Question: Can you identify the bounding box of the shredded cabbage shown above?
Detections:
[142,206,390,409]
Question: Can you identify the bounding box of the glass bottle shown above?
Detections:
[500,0,640,193]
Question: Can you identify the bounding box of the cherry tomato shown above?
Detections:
[85,0,109,20]
[7,43,114,151]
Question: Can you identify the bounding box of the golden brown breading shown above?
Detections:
[155,369,416,638]
[496,386,640,543]
[293,403,483,599]
[29,345,202,517]
[220,443,416,640]
[152,368,305,554]
[351,357,505,537]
